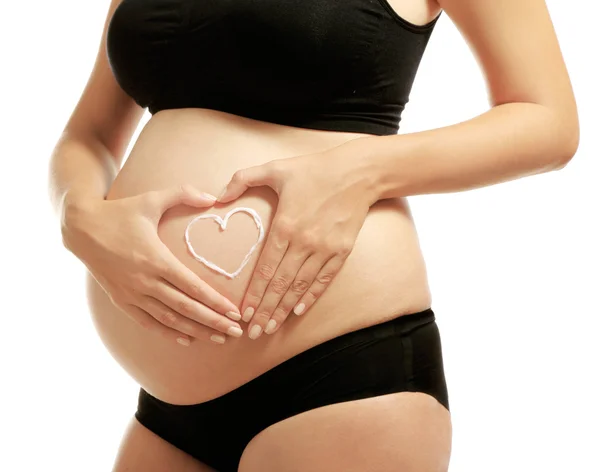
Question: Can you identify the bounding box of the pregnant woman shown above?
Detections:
[48,0,579,471]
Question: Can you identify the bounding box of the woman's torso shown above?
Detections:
[86,0,440,405]
[87,108,432,404]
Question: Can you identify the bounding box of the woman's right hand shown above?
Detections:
[61,184,244,346]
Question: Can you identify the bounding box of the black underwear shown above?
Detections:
[135,307,449,471]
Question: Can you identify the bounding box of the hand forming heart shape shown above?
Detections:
[184,207,265,279]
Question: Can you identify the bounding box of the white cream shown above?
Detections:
[184,207,265,279]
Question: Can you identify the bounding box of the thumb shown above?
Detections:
[217,164,275,203]
[157,184,218,212]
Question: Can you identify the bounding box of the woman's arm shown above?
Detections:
[49,130,126,229]
[216,0,580,338]
[48,0,144,224]
[48,0,244,345]
[349,0,579,200]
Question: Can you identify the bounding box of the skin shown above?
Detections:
[224,0,579,342]
[48,0,578,471]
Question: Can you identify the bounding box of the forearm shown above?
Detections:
[48,129,119,230]
[353,102,579,200]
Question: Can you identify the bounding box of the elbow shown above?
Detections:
[552,127,580,170]
[547,106,580,170]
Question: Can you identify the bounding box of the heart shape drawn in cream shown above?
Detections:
[184,207,265,279]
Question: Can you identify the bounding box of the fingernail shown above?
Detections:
[249,324,262,340]
[176,337,190,347]
[226,311,242,321]
[228,326,244,337]
[211,334,226,344]
[202,192,217,202]
[264,319,277,334]
[293,303,306,316]
[217,186,228,201]
[242,307,255,322]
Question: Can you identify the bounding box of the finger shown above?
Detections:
[217,163,278,203]
[293,255,345,316]
[248,246,312,339]
[141,296,238,345]
[266,254,324,334]
[239,221,291,324]
[123,303,194,347]
[156,184,218,213]
[156,244,241,320]
[150,283,244,339]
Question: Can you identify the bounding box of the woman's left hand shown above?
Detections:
[217,137,379,339]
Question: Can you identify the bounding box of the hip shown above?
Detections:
[133,308,449,471]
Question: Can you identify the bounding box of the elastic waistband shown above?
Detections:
[331,307,436,345]
[382,306,435,336]
[251,307,436,385]
[140,307,438,409]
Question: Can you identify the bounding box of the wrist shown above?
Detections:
[334,136,389,205]
[60,191,102,250]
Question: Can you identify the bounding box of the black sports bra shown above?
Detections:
[106,0,441,136]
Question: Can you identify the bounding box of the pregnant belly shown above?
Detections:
[86,108,432,404]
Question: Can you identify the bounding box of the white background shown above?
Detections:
[1,1,598,471]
